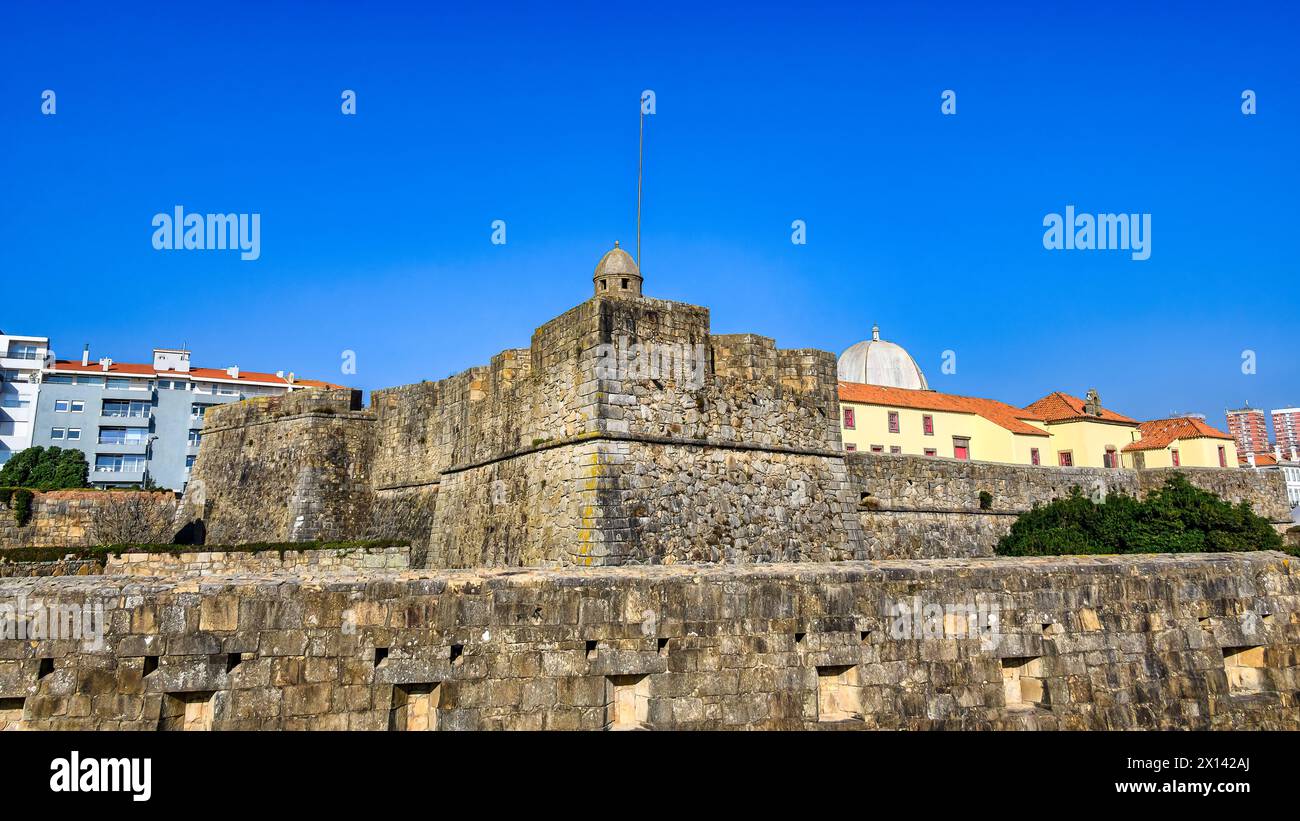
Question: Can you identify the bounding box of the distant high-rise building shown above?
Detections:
[1273,407,1300,461]
[1226,404,1269,456]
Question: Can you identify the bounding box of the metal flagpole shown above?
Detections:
[637,103,644,270]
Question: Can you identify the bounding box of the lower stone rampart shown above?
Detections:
[0,491,179,550]
[102,546,410,576]
[2,552,1296,730]
[847,454,1294,559]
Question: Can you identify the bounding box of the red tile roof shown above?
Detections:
[838,381,1050,437]
[1239,452,1278,467]
[1122,417,1235,452]
[1024,391,1138,424]
[49,360,346,390]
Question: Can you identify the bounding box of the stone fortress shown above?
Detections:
[2,245,1298,730]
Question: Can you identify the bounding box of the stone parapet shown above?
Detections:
[1,552,1296,730]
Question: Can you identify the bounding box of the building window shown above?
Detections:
[188,430,202,446]
[1103,447,1118,468]
[1218,446,1227,468]
[94,454,146,473]
[4,343,41,360]
[67,429,81,441]
[44,375,73,384]
[922,414,934,436]
[953,437,970,461]
[1058,451,1073,467]
[54,400,69,413]
[1030,448,1040,466]
[1171,449,1180,467]
[842,407,855,429]
[103,400,149,418]
[870,445,884,453]
[888,411,900,434]
[99,428,149,445]
[70,400,84,413]
[889,446,902,454]
[50,428,65,440]
[844,443,857,452]
[924,448,937,457]
[192,404,213,418]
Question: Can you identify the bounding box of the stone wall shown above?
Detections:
[847,453,1294,559]
[178,390,378,546]
[0,491,179,550]
[0,559,104,578]
[183,296,862,568]
[102,545,410,576]
[1138,467,1293,522]
[1,552,1296,730]
[177,294,1291,568]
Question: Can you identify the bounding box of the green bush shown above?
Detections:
[997,475,1286,557]
[0,446,90,490]
[10,489,33,526]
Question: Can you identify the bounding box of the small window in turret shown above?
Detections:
[621,278,628,289]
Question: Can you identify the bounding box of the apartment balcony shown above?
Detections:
[91,468,146,485]
[102,387,155,402]
[95,441,150,455]
[0,353,44,371]
[99,411,152,427]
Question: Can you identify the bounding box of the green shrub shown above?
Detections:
[11,489,33,526]
[978,490,993,510]
[0,446,90,490]
[997,475,1287,557]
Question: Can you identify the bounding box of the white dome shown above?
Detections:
[837,326,928,389]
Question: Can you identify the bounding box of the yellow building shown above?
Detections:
[1123,417,1238,469]
[1023,390,1139,468]
[839,381,1051,464]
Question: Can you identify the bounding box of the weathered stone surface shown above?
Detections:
[0,491,178,550]
[174,294,1292,567]
[1,552,1297,730]
[847,453,1293,559]
[181,296,863,567]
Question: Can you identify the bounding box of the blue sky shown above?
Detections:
[3,1,1297,430]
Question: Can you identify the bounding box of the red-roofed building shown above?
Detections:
[1122,416,1237,469]
[1022,389,1140,468]
[838,381,1050,464]
[32,346,347,491]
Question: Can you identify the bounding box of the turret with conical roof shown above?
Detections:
[594,241,642,297]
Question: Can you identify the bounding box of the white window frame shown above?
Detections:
[50,427,66,439]
[54,399,69,412]
[67,428,81,441]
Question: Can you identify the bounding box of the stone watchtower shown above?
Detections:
[593,241,642,297]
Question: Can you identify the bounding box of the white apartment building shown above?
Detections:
[0,332,52,465]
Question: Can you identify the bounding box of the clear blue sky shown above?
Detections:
[3,1,1297,430]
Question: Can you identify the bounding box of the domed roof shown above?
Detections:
[594,241,640,278]
[837,325,929,390]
